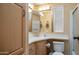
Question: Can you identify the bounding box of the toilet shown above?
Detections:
[51,41,64,55]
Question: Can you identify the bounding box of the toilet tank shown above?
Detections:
[53,41,64,52]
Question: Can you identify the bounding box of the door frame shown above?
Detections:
[10,3,27,55]
[69,5,78,55]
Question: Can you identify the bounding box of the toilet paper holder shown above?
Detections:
[46,42,54,53]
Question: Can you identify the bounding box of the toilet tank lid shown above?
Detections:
[53,41,64,44]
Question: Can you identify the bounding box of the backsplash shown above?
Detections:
[28,32,69,44]
[29,32,68,38]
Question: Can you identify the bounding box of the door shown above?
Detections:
[76,6,79,54]
[72,7,79,55]
[72,7,78,54]
[0,4,24,55]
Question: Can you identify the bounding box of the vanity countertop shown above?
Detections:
[28,32,69,44]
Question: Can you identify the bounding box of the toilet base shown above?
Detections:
[52,52,64,55]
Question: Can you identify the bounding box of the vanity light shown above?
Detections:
[28,3,34,9]
[39,5,50,11]
[28,8,32,12]
[39,12,44,16]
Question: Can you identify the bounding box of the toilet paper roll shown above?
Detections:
[46,43,50,47]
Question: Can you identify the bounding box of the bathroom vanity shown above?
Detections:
[29,39,69,55]
[28,33,69,55]
[29,40,47,55]
[28,4,70,55]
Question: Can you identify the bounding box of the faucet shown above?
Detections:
[44,33,46,37]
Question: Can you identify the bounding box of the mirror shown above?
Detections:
[31,11,40,33]
[28,4,64,34]
[52,5,64,33]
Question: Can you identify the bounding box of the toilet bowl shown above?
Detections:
[53,52,64,55]
[52,41,64,55]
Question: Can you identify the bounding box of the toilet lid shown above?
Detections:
[52,52,64,55]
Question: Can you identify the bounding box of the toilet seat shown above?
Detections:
[52,52,64,55]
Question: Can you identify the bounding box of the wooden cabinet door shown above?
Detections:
[0,4,24,55]
[36,41,47,55]
[29,43,36,55]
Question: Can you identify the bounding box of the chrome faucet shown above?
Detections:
[44,33,46,37]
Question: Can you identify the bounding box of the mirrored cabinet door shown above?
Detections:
[52,6,64,33]
[32,11,40,33]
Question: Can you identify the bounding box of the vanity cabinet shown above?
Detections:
[29,40,47,55]
[29,43,36,55]
[36,40,47,55]
[29,39,69,55]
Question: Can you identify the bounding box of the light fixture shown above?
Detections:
[39,5,50,11]
[28,3,34,9]
[39,12,44,16]
[28,8,32,12]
